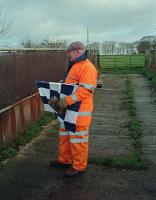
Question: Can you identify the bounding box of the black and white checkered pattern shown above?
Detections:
[36,80,80,133]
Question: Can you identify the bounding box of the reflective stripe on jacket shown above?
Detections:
[65,59,98,126]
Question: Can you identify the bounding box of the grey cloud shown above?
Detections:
[0,0,156,45]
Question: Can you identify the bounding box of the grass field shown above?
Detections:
[99,54,145,73]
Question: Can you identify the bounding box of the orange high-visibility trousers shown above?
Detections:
[58,125,89,171]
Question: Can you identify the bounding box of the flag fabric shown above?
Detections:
[36,80,80,133]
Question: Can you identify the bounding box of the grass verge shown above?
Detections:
[0,112,53,166]
[124,78,145,168]
[89,153,145,170]
[143,68,156,88]
[99,66,144,74]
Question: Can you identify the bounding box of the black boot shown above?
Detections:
[49,161,71,169]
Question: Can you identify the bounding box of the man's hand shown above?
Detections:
[56,98,68,113]
[48,97,68,113]
[48,97,60,112]
[48,96,59,107]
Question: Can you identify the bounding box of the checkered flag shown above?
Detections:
[36,81,80,133]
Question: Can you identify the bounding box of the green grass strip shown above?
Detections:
[89,153,145,170]
[99,66,144,74]
[124,77,145,168]
[143,69,156,88]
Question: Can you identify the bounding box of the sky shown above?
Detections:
[0,0,156,47]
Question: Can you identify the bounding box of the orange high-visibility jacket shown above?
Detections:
[65,59,98,126]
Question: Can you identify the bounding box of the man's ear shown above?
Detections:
[78,49,85,54]
[76,50,79,53]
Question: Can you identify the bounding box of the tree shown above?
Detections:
[101,41,109,55]
[109,41,116,55]
[124,42,137,54]
[140,36,155,44]
[36,39,68,49]
[20,38,68,49]
[136,40,151,54]
[0,8,11,39]
[136,36,156,53]
[88,42,100,51]
[20,37,37,48]
[101,41,115,55]
[118,42,128,54]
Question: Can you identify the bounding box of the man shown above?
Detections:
[49,41,98,177]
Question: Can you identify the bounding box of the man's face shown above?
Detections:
[67,50,81,62]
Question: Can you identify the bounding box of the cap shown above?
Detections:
[67,41,84,51]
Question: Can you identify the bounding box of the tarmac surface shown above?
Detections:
[0,74,156,200]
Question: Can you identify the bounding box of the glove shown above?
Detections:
[48,97,68,113]
[56,98,68,113]
[48,97,60,111]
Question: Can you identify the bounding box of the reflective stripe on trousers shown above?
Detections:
[58,126,89,171]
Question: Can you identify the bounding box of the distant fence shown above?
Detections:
[99,55,145,70]
[148,50,156,74]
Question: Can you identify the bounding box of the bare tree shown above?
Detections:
[20,38,69,49]
[101,41,117,55]
[118,42,128,54]
[36,39,68,49]
[0,8,11,39]
[136,40,151,54]
[138,35,155,51]
[88,42,100,51]
[109,41,116,55]
[128,42,136,54]
[20,37,37,48]
[101,41,111,55]
[101,41,107,55]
